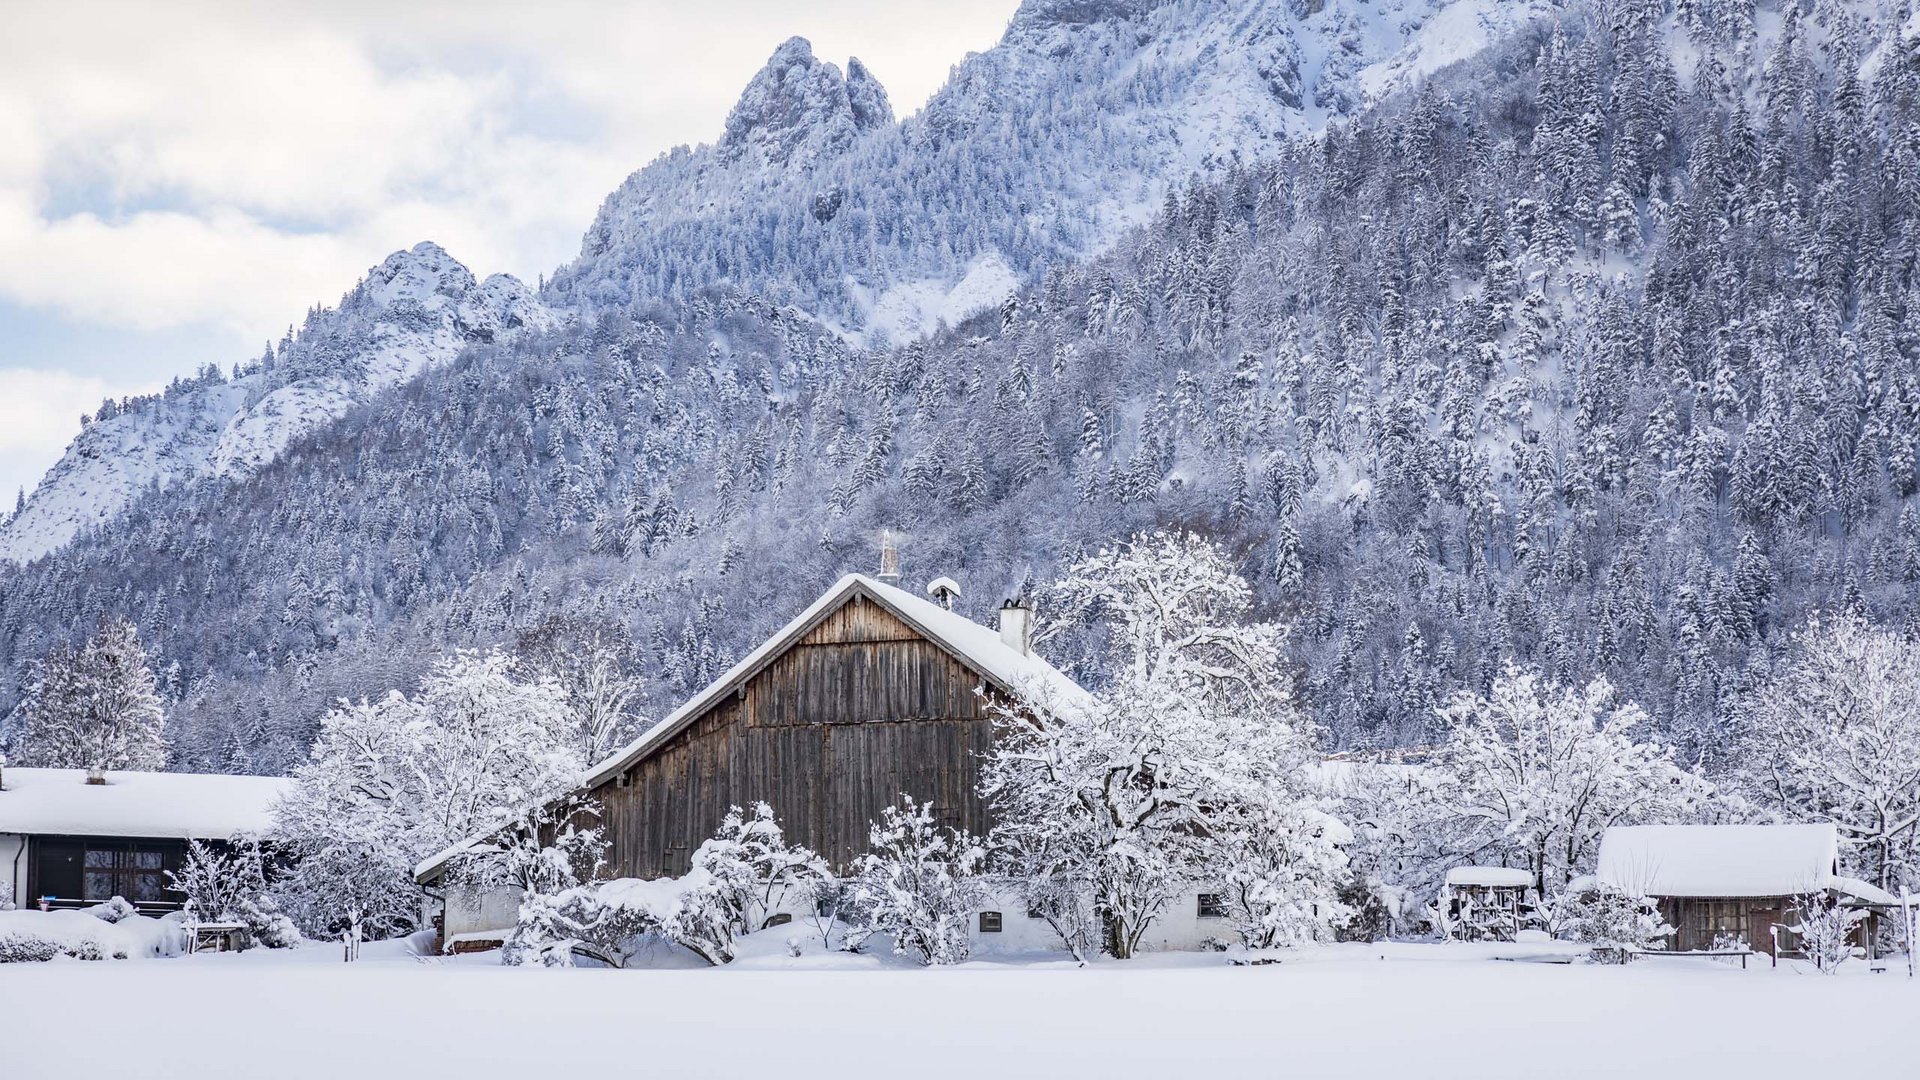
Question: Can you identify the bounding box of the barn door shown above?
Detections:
[1749,905,1782,956]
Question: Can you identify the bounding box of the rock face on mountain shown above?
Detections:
[718,37,893,168]
[553,0,1553,343]
[0,243,554,563]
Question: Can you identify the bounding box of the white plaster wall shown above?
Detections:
[0,833,22,909]
[441,881,523,942]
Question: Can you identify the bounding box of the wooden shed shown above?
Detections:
[1596,824,1895,957]
[416,574,1086,940]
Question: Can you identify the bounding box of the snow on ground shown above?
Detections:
[2,936,1915,1079]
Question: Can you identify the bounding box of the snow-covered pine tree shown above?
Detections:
[8,615,167,772]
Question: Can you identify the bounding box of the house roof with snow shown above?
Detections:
[414,573,1088,882]
[576,574,1087,793]
[1597,824,1847,899]
[0,767,290,840]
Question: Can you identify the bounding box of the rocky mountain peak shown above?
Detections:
[356,240,479,313]
[718,36,891,168]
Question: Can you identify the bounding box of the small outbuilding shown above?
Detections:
[1596,824,1893,957]
[0,766,290,915]
[1438,866,1539,941]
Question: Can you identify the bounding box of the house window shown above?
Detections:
[978,911,1003,933]
[83,847,166,903]
[1197,893,1226,919]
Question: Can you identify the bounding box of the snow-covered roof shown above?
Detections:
[0,768,290,840]
[1597,824,1840,898]
[578,574,1085,794]
[1829,876,1900,908]
[417,574,1087,883]
[1445,866,1534,888]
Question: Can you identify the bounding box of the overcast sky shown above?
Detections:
[0,1,1019,500]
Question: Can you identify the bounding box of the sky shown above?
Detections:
[0,0,1021,500]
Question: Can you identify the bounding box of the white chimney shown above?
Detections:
[999,598,1031,655]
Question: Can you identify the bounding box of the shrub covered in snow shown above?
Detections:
[847,796,988,966]
[505,803,823,967]
[167,835,299,948]
[1791,893,1866,973]
[688,802,829,942]
[89,896,138,924]
[0,909,185,962]
[1213,801,1353,950]
[1550,885,1671,963]
[506,879,666,968]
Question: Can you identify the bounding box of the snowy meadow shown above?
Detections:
[5,937,1915,1080]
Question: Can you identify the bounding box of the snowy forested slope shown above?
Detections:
[4,0,1920,775]
[551,0,1559,342]
[0,243,554,563]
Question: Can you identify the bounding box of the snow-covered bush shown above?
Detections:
[797,876,854,952]
[689,802,829,939]
[1550,885,1671,964]
[271,651,584,939]
[1791,893,1866,973]
[89,896,137,924]
[506,879,665,968]
[451,794,606,898]
[0,910,187,961]
[272,844,421,942]
[503,802,823,967]
[165,835,298,948]
[1333,872,1393,943]
[1214,801,1353,950]
[0,933,64,963]
[983,533,1344,959]
[847,796,988,966]
[1017,874,1099,963]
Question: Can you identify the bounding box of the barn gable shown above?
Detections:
[417,575,1084,884]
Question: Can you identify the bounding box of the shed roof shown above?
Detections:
[1597,824,1839,898]
[0,768,289,840]
[1445,866,1535,888]
[415,574,1087,883]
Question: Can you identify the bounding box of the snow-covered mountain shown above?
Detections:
[552,0,1558,342]
[0,243,554,563]
[5,0,1556,567]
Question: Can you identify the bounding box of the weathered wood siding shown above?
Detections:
[589,592,999,877]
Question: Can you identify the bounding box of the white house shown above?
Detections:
[0,765,291,913]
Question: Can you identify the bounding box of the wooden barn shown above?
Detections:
[1596,824,1897,958]
[416,573,1089,949]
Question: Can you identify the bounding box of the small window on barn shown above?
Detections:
[978,911,1003,933]
[762,913,792,929]
[1196,893,1226,919]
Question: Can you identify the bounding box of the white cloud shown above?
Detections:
[0,368,126,500]
[0,0,1018,345]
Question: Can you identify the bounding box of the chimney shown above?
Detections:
[999,597,1031,655]
[878,530,901,584]
[926,576,961,610]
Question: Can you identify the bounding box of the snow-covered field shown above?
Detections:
[3,939,1914,1079]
